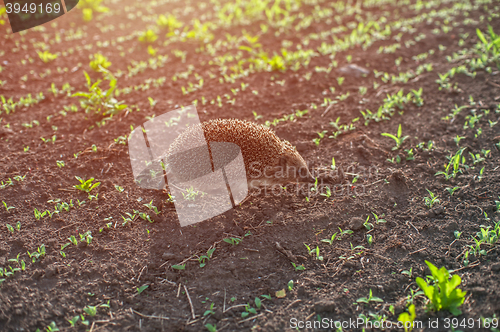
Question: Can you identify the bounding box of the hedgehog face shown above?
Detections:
[262,150,314,186]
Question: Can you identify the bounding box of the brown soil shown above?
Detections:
[1,0,500,331]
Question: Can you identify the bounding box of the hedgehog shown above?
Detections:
[165,119,314,191]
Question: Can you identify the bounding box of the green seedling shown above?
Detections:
[371,213,387,224]
[83,305,97,317]
[405,148,415,161]
[436,147,466,180]
[445,187,460,196]
[138,212,153,223]
[291,262,305,271]
[2,201,14,212]
[366,234,373,245]
[148,97,157,108]
[401,267,413,277]
[74,176,100,193]
[381,124,409,150]
[205,324,217,332]
[330,157,336,171]
[287,280,294,291]
[320,186,331,199]
[172,264,185,270]
[121,212,136,226]
[72,71,127,119]
[363,216,374,230]
[337,227,354,240]
[423,189,440,209]
[37,51,58,63]
[320,232,337,245]
[68,235,78,246]
[416,260,466,316]
[143,200,160,214]
[137,284,149,294]
[203,302,215,317]
[241,303,258,318]
[114,185,124,192]
[67,316,80,327]
[45,321,59,332]
[138,29,158,43]
[453,135,466,146]
[198,248,216,267]
[398,304,416,332]
[356,289,384,304]
[89,53,111,72]
[454,231,462,240]
[223,237,242,245]
[56,160,65,168]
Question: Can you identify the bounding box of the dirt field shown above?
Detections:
[1,0,500,331]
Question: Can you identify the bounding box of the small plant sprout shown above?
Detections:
[398,304,416,332]
[445,187,460,196]
[114,185,124,192]
[363,216,374,230]
[198,248,216,267]
[320,232,337,245]
[148,97,157,108]
[74,176,100,193]
[2,201,15,212]
[143,200,160,214]
[223,237,242,245]
[366,234,373,245]
[205,323,217,332]
[381,124,409,150]
[416,260,466,316]
[356,289,384,304]
[423,189,440,209]
[454,135,466,146]
[137,284,149,294]
[204,302,216,317]
[331,157,336,170]
[402,267,413,277]
[83,305,97,317]
[291,262,305,271]
[435,147,466,180]
[56,160,65,168]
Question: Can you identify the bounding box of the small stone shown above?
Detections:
[432,206,445,215]
[338,64,369,77]
[213,309,223,321]
[349,217,365,230]
[297,286,307,298]
[472,287,487,295]
[491,262,500,272]
[314,300,336,312]
[162,252,176,260]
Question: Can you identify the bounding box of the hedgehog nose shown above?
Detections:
[307,174,316,183]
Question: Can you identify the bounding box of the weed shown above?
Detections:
[72,71,127,119]
[416,260,466,316]
[381,124,409,150]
